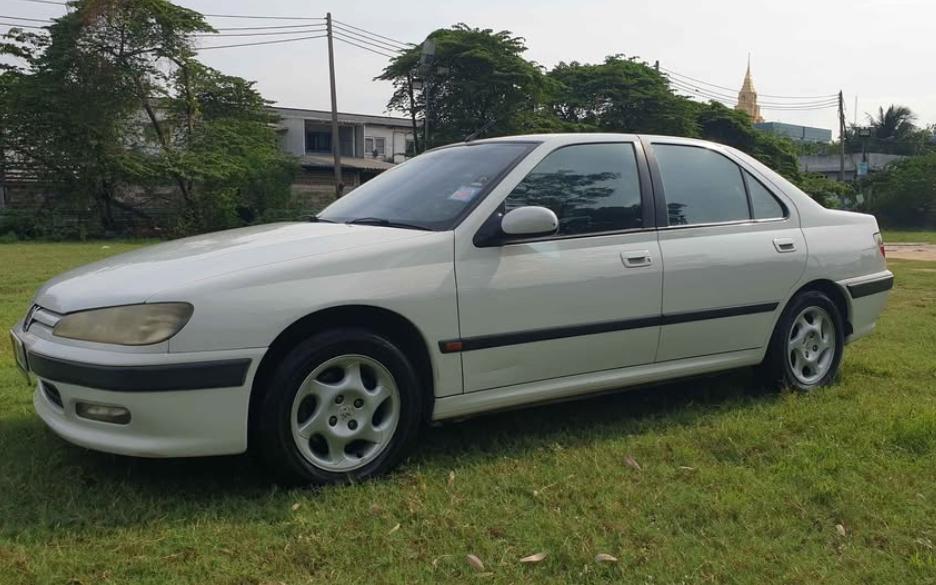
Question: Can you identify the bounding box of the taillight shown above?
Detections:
[874,232,886,259]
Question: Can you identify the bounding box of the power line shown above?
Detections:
[660,65,837,100]
[0,15,52,22]
[201,13,323,21]
[332,30,403,55]
[197,33,325,51]
[0,21,46,29]
[212,23,328,31]
[197,27,325,38]
[13,0,66,5]
[668,78,838,109]
[332,23,405,53]
[332,18,413,48]
[332,32,398,58]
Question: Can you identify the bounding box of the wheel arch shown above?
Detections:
[248,305,436,447]
[785,279,853,337]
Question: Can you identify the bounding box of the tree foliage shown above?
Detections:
[0,0,296,237]
[547,56,697,136]
[377,24,550,147]
[863,152,936,227]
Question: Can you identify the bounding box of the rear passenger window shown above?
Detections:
[653,144,749,226]
[745,171,786,219]
[504,143,643,235]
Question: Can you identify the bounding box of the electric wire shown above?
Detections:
[196,27,325,38]
[332,18,413,47]
[332,32,398,58]
[0,15,52,22]
[197,33,326,51]
[332,23,405,53]
[660,65,837,100]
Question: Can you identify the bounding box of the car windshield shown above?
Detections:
[317,142,535,231]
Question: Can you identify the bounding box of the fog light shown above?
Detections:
[75,402,131,425]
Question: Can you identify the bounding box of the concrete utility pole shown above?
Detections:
[838,90,846,182]
[326,13,343,197]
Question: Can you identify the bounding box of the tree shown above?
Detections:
[0,0,296,237]
[869,105,917,141]
[378,24,551,147]
[547,56,697,136]
[863,152,936,227]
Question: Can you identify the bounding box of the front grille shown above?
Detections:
[41,381,63,409]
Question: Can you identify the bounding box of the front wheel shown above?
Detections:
[760,290,845,391]
[256,328,424,485]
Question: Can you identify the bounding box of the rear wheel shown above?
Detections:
[760,290,845,391]
[257,328,423,485]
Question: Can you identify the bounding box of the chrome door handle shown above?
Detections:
[773,238,797,253]
[621,250,653,268]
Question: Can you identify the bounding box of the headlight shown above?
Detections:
[53,303,194,346]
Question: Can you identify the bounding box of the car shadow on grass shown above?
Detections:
[0,368,775,536]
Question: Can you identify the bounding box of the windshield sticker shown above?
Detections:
[449,185,482,202]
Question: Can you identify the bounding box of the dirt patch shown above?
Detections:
[885,243,936,261]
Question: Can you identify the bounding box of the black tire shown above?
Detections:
[759,290,845,391]
[256,328,424,485]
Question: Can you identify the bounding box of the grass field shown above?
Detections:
[1,241,935,584]
[883,229,936,244]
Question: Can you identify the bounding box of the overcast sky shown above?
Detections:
[11,0,936,137]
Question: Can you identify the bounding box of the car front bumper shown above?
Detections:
[13,322,266,458]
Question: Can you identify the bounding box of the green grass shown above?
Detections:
[883,229,936,244]
[2,243,935,584]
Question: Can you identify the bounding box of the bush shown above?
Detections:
[864,152,936,228]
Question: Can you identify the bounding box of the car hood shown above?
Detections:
[35,222,431,313]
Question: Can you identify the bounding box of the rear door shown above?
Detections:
[644,139,807,361]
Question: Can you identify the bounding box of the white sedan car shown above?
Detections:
[10,134,893,484]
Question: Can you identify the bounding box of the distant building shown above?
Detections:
[271,106,415,208]
[736,57,764,123]
[798,152,906,182]
[755,122,832,143]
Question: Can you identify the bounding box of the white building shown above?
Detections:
[272,106,415,207]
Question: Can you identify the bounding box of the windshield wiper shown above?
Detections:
[307,215,337,223]
[346,217,433,231]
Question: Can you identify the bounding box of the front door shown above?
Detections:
[452,141,664,392]
[646,140,807,361]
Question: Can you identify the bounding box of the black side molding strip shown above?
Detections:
[847,275,894,299]
[439,302,779,353]
[27,353,251,392]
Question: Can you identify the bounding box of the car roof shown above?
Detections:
[471,132,724,149]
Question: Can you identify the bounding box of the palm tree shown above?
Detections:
[868,105,917,141]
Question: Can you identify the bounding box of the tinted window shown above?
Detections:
[745,171,786,219]
[654,144,749,226]
[504,143,643,235]
[319,142,533,231]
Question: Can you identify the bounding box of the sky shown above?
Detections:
[8,0,936,138]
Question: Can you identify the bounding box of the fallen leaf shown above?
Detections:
[448,470,455,487]
[519,552,547,563]
[595,553,618,563]
[835,524,847,537]
[388,523,401,535]
[624,454,642,471]
[678,466,696,471]
[466,554,485,572]
[290,503,301,511]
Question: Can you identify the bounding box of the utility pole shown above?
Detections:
[838,90,846,182]
[326,13,343,197]
[419,39,436,150]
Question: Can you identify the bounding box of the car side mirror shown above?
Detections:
[501,206,559,237]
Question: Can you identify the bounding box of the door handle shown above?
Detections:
[621,250,653,268]
[773,238,797,253]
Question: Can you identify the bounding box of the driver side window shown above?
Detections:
[503,143,643,236]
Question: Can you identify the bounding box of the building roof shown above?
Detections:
[271,106,412,128]
[299,154,396,171]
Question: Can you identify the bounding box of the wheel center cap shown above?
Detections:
[338,405,354,420]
